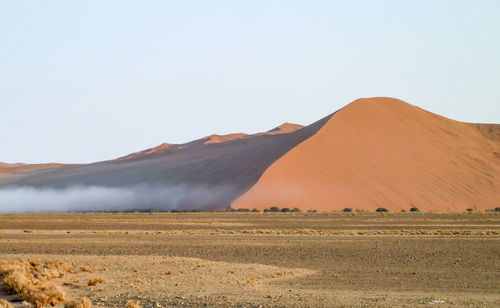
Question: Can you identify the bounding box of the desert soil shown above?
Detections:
[1,212,499,307]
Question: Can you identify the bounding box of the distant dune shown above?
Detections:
[1,97,498,212]
[0,117,326,211]
[0,163,74,184]
[233,98,500,212]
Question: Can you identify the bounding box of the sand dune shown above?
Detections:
[1,97,498,212]
[267,123,305,134]
[0,162,69,173]
[232,97,500,212]
[0,163,74,184]
[0,118,328,210]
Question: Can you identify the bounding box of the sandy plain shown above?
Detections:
[0,212,499,307]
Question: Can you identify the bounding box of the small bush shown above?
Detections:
[64,298,92,308]
[0,259,71,308]
[307,209,317,213]
[343,208,352,212]
[29,285,66,308]
[236,208,249,212]
[87,277,104,286]
[80,265,96,273]
[494,207,500,212]
[401,209,407,212]
[466,208,473,212]
[126,301,142,308]
[251,208,260,212]
[376,208,389,212]
[410,207,419,212]
[291,207,301,212]
[269,207,280,212]
[281,208,291,213]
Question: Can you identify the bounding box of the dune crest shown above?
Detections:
[0,162,75,184]
[232,97,500,212]
[117,143,173,161]
[204,133,249,144]
[2,97,498,212]
[268,123,305,134]
[0,162,71,174]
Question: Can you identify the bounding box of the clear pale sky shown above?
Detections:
[1,0,499,164]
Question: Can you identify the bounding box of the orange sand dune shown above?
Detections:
[2,98,498,212]
[115,124,305,162]
[0,162,71,174]
[0,118,328,210]
[0,162,75,184]
[116,143,173,161]
[204,133,249,144]
[267,123,305,134]
[232,97,500,212]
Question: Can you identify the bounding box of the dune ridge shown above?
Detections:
[0,163,75,185]
[0,118,329,210]
[232,97,500,212]
[1,97,498,212]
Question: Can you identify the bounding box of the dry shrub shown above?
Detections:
[28,285,66,308]
[87,277,104,286]
[0,259,30,275]
[80,265,96,273]
[46,261,75,273]
[2,269,35,295]
[64,297,92,308]
[126,301,142,308]
[0,259,69,308]
[0,299,13,308]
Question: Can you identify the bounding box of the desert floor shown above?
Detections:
[0,212,499,307]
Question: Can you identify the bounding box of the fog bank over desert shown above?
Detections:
[0,184,236,213]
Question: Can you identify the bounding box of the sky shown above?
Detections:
[1,0,499,164]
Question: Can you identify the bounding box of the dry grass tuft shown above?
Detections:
[87,277,104,286]
[2,269,35,295]
[80,265,96,273]
[0,299,14,308]
[0,259,70,307]
[28,285,66,308]
[64,297,92,308]
[126,301,142,308]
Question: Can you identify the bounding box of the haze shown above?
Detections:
[0,184,236,213]
[1,0,499,164]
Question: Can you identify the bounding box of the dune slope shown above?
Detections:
[232,97,500,212]
[1,120,328,211]
[0,163,74,185]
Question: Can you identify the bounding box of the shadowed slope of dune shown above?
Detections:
[0,162,71,172]
[232,97,500,212]
[2,97,498,212]
[0,163,76,184]
[0,119,328,211]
